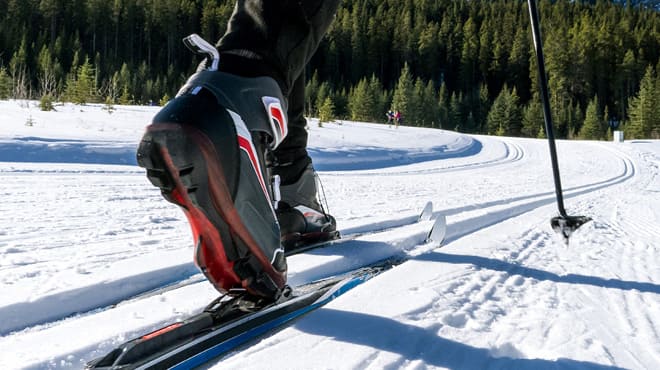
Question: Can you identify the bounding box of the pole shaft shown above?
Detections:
[527,0,567,217]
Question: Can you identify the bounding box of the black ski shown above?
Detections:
[86,202,446,369]
[85,261,396,370]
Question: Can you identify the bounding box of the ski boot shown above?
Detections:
[276,164,339,251]
[136,35,288,300]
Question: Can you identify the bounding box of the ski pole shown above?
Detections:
[527,0,590,240]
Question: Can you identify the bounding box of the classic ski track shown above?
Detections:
[414,228,549,335]
[559,144,660,367]
[0,213,434,339]
[371,142,641,360]
[323,137,525,177]
[112,214,428,308]
[3,220,439,370]
[418,142,656,370]
[517,225,658,368]
[600,145,660,242]
[65,141,636,356]
[441,140,637,247]
[397,138,526,176]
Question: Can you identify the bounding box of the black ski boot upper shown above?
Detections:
[138,68,291,300]
[275,164,338,250]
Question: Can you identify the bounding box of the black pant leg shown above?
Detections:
[272,73,311,184]
[217,0,341,96]
[216,0,341,184]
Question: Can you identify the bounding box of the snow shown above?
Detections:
[0,99,658,370]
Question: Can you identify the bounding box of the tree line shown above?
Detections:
[0,0,659,139]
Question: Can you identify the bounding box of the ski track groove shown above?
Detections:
[439,141,636,249]
[380,352,407,370]
[495,141,659,369]
[2,222,437,370]
[1,200,434,337]
[357,351,381,370]
[324,137,524,178]
[571,249,658,369]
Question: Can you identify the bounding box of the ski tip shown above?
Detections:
[419,201,433,221]
[426,214,447,246]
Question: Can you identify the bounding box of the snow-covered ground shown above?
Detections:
[0,100,658,370]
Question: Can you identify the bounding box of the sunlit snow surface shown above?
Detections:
[0,100,658,369]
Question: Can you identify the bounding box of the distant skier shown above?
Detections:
[394,110,402,128]
[386,110,394,126]
[137,1,340,301]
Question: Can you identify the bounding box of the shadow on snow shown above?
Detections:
[0,137,137,165]
[295,308,625,370]
[0,136,482,170]
[417,251,660,295]
[307,138,482,171]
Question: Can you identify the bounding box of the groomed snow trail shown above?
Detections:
[0,102,657,370]
[211,140,659,369]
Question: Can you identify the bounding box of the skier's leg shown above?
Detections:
[218,0,340,248]
[137,0,341,300]
[273,74,337,247]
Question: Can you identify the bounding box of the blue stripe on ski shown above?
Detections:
[170,273,372,370]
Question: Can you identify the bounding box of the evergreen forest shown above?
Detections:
[1,0,659,139]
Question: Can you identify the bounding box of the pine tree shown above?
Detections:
[437,82,449,129]
[64,50,80,102]
[627,66,657,139]
[488,89,508,135]
[522,99,544,138]
[449,92,463,132]
[487,86,522,136]
[318,96,335,126]
[348,75,384,123]
[507,27,530,102]
[569,102,584,139]
[0,67,11,99]
[391,63,414,126]
[418,22,440,80]
[119,85,132,105]
[304,71,320,117]
[118,63,132,105]
[159,93,171,106]
[506,88,523,137]
[333,88,349,119]
[349,77,374,122]
[135,61,149,103]
[367,75,385,122]
[421,80,438,128]
[40,94,55,111]
[459,16,478,92]
[409,78,425,126]
[316,82,331,118]
[68,57,96,104]
[579,96,604,140]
